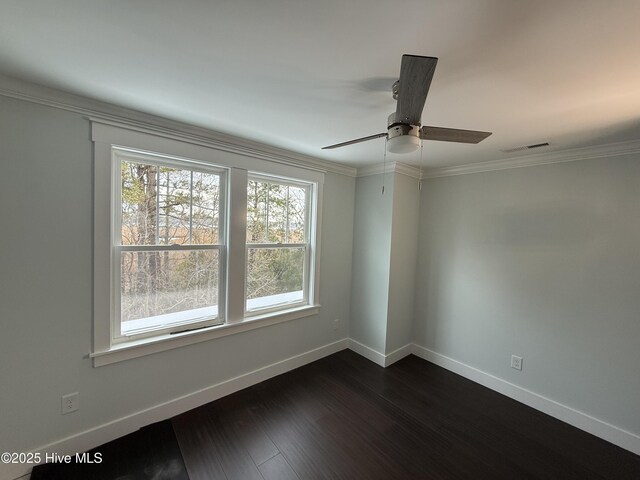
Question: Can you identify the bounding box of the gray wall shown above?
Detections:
[350,171,421,356]
[414,156,640,435]
[349,174,393,353]
[0,95,355,453]
[386,173,420,353]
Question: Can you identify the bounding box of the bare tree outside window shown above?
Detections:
[246,178,309,311]
[119,160,222,333]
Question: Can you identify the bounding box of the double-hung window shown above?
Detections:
[92,121,322,366]
[114,148,226,341]
[246,175,312,314]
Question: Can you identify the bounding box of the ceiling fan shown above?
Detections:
[322,54,492,154]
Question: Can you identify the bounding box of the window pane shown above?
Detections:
[121,161,159,246]
[246,247,304,311]
[247,180,267,242]
[287,186,307,243]
[121,160,220,246]
[246,179,307,244]
[158,167,190,245]
[191,170,221,244]
[120,250,219,335]
[267,183,287,243]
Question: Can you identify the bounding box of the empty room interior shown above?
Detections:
[1,1,640,479]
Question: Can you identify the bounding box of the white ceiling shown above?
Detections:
[1,0,640,169]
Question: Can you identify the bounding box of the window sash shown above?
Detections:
[113,148,227,248]
[113,243,226,343]
[112,149,227,343]
[244,174,314,317]
[246,175,312,246]
[244,244,310,316]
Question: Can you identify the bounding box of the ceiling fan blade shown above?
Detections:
[420,126,492,144]
[395,55,438,126]
[322,132,387,150]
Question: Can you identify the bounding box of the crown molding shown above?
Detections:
[394,162,423,179]
[422,139,640,178]
[357,161,422,179]
[0,74,357,177]
[5,74,637,181]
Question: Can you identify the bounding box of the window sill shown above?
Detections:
[90,304,320,367]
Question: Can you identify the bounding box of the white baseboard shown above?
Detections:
[383,344,413,366]
[3,338,349,480]
[348,339,386,366]
[347,340,412,367]
[411,344,640,456]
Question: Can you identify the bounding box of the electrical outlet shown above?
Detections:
[62,392,79,415]
[511,355,523,371]
[332,318,340,331]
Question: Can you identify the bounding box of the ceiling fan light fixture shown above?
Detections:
[387,131,421,154]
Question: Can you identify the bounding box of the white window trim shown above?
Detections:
[92,120,323,367]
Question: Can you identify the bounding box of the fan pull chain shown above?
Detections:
[382,138,388,195]
[419,143,424,191]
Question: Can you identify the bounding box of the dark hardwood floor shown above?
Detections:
[30,350,640,479]
[173,350,640,480]
[30,420,188,480]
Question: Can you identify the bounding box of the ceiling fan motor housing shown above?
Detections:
[387,112,421,153]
